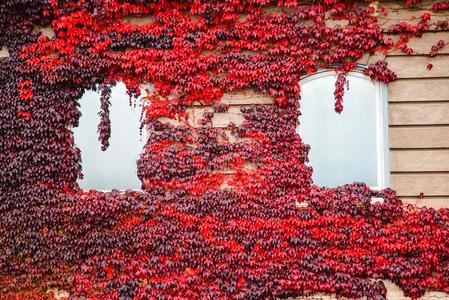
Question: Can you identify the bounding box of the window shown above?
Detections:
[73,83,147,191]
[297,71,389,189]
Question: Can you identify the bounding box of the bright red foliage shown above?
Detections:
[1,0,449,299]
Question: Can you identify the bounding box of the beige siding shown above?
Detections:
[388,79,449,102]
[391,149,449,172]
[386,55,449,79]
[387,32,449,56]
[379,1,449,29]
[388,75,449,202]
[391,173,449,196]
[338,1,449,213]
[385,0,449,207]
[390,126,449,148]
[305,1,449,209]
[389,103,449,125]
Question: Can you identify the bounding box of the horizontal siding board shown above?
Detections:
[386,55,449,79]
[390,149,449,172]
[400,196,449,209]
[389,126,449,148]
[387,32,449,56]
[391,173,449,196]
[378,2,449,29]
[388,79,449,102]
[389,102,449,125]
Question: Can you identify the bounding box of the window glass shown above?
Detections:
[297,72,387,188]
[73,82,147,190]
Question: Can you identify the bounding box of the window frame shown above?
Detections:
[299,69,390,190]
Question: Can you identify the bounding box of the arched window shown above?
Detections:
[73,83,147,191]
[297,71,389,189]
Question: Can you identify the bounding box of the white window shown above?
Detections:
[73,82,147,191]
[297,71,389,189]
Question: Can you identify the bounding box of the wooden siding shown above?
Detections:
[391,173,449,196]
[378,1,449,29]
[390,126,449,148]
[388,79,449,102]
[362,1,449,211]
[389,102,449,125]
[387,56,449,79]
[383,0,449,206]
[379,0,449,211]
[387,32,449,55]
[390,149,449,172]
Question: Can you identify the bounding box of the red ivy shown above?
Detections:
[0,0,449,299]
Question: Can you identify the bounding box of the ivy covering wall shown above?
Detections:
[1,0,449,299]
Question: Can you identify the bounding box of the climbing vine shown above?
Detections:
[1,0,449,299]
